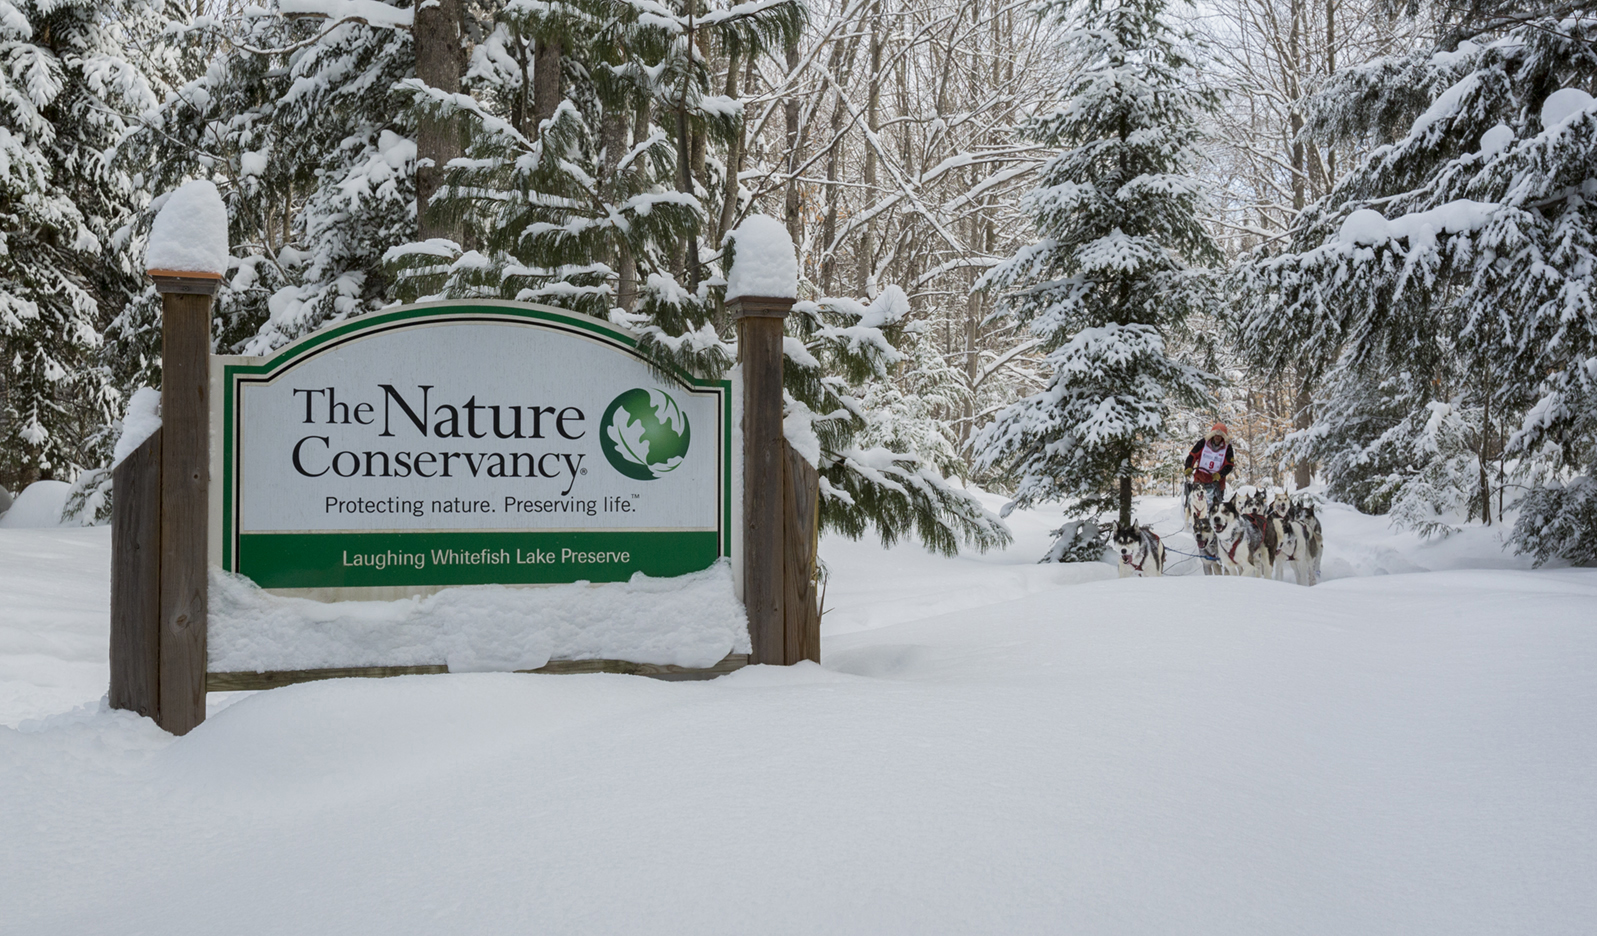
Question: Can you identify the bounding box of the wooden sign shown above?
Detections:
[113,291,816,736]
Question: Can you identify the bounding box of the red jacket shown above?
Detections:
[1185,440,1235,484]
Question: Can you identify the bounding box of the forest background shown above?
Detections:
[2,0,1594,563]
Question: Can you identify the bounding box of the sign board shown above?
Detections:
[216,302,732,593]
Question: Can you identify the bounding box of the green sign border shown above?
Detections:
[220,300,733,588]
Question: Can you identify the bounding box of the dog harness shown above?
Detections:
[1225,532,1247,563]
[1277,525,1299,562]
[1221,515,1264,564]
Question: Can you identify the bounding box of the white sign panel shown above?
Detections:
[219,303,731,591]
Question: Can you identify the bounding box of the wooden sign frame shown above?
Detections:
[111,290,819,736]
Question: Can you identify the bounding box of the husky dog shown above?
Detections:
[1191,515,1223,575]
[1266,489,1291,531]
[1229,490,1279,569]
[1272,518,1318,585]
[1112,523,1166,577]
[1264,490,1293,574]
[1290,502,1324,579]
[1182,481,1216,532]
[1213,501,1270,577]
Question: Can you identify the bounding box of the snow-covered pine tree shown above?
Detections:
[1280,364,1436,515]
[1233,13,1597,556]
[854,323,972,482]
[384,1,1007,552]
[0,0,169,493]
[1386,400,1491,539]
[114,0,418,365]
[778,281,1011,555]
[972,0,1219,528]
[386,0,801,379]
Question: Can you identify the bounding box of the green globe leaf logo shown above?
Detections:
[600,388,691,480]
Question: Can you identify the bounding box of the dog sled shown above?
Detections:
[1157,487,1324,582]
[1042,487,1323,584]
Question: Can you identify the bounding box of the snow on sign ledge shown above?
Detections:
[726,215,797,301]
[208,562,750,673]
[145,180,230,276]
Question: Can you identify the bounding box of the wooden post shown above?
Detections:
[730,295,793,665]
[152,271,219,735]
[109,428,162,719]
[783,440,821,663]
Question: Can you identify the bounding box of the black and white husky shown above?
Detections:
[1113,523,1166,578]
[1191,515,1223,575]
[1289,502,1324,580]
[1182,482,1207,532]
[1271,517,1318,585]
[1213,501,1270,577]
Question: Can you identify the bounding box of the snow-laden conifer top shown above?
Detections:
[145,180,229,275]
[726,215,797,300]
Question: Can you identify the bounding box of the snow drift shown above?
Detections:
[0,480,70,529]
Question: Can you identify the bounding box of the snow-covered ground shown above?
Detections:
[2,493,1594,934]
[0,526,117,724]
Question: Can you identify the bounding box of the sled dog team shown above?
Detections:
[1112,487,1322,583]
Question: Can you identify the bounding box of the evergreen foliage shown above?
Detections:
[785,286,1011,556]
[386,0,804,384]
[1514,475,1597,567]
[973,0,1219,527]
[854,325,971,481]
[0,0,170,491]
[116,2,417,366]
[382,0,1006,555]
[1041,518,1108,563]
[1233,13,1597,553]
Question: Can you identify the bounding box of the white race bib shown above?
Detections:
[1197,444,1226,474]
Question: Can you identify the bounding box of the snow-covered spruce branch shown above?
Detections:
[784,287,1011,554]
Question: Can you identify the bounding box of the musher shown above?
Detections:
[1184,422,1235,510]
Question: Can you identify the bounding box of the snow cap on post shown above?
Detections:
[726,215,797,318]
[146,180,229,295]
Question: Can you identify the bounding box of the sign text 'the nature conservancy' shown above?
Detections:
[219,303,732,591]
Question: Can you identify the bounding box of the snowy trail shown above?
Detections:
[2,501,1593,933]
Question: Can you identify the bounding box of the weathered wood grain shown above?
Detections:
[783,440,821,664]
[207,665,450,691]
[109,428,162,718]
[731,296,793,666]
[157,286,213,735]
[207,655,749,691]
[519,654,750,681]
